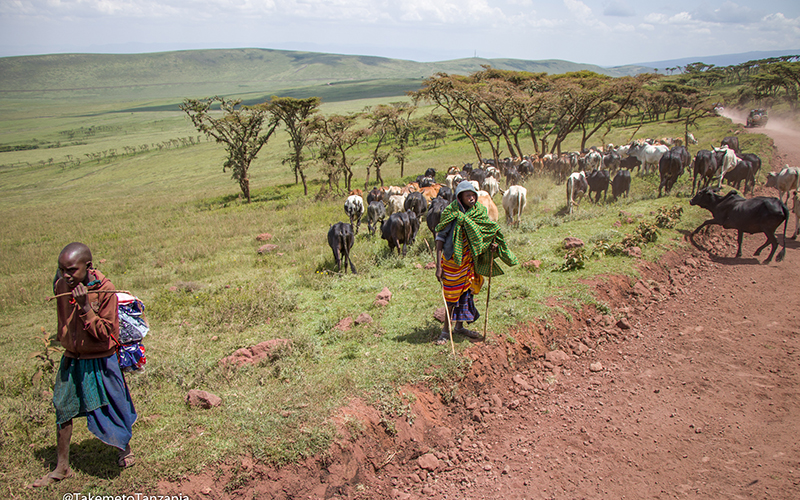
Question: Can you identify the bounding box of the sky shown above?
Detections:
[0,0,798,67]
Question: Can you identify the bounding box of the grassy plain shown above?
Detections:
[0,65,774,496]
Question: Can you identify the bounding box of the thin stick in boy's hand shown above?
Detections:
[46,289,129,301]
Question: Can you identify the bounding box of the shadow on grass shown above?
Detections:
[33,437,123,481]
[394,323,439,345]
[394,321,487,346]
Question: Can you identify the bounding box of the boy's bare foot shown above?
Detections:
[118,445,135,468]
[30,469,73,488]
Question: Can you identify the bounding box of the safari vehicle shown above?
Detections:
[746,109,768,128]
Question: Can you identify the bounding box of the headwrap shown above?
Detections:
[436,181,518,276]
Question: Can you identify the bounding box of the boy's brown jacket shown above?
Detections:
[55,269,119,359]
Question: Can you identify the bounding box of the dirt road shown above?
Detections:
[165,120,800,499]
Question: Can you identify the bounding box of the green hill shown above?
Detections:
[0,48,653,103]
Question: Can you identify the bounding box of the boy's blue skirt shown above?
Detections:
[53,354,137,450]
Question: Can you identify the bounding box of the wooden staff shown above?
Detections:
[483,244,496,340]
[46,290,130,301]
[426,239,456,356]
[440,284,456,357]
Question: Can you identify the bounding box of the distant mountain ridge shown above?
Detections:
[2,47,795,105]
[0,48,652,97]
[632,49,800,71]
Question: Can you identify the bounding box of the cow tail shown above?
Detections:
[778,205,789,262]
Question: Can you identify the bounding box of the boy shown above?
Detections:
[31,242,137,487]
[434,181,518,345]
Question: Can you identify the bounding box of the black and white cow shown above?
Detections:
[566,171,589,214]
[344,194,364,235]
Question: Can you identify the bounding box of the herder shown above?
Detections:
[434,181,518,345]
[31,242,136,487]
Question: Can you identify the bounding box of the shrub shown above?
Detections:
[556,247,587,272]
[655,205,683,229]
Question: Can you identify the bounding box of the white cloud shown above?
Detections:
[563,0,591,20]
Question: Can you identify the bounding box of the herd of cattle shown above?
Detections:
[327,135,800,272]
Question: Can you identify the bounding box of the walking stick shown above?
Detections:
[483,243,496,340]
[440,284,456,357]
[426,239,456,356]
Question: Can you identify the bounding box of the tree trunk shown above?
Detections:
[240,177,251,203]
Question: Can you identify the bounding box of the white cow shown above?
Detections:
[566,171,589,214]
[628,142,668,175]
[765,165,800,204]
[445,173,463,189]
[387,193,408,216]
[482,176,500,198]
[502,185,527,226]
[344,195,364,235]
[792,191,800,239]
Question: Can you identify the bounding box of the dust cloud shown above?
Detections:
[719,107,800,140]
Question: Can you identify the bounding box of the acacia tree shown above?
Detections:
[388,102,417,178]
[310,113,368,194]
[181,96,277,202]
[363,104,399,188]
[412,73,486,164]
[268,96,321,196]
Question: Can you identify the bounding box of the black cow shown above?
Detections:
[692,150,717,195]
[424,167,437,179]
[658,149,683,197]
[603,150,621,173]
[367,201,386,237]
[426,197,449,235]
[381,210,419,256]
[739,153,762,180]
[327,222,356,274]
[619,156,642,173]
[671,146,691,170]
[611,170,631,200]
[721,136,739,154]
[469,168,487,188]
[586,169,610,203]
[437,185,453,202]
[518,159,534,180]
[690,187,788,263]
[404,191,427,219]
[723,160,756,194]
[505,165,521,188]
[367,187,384,205]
